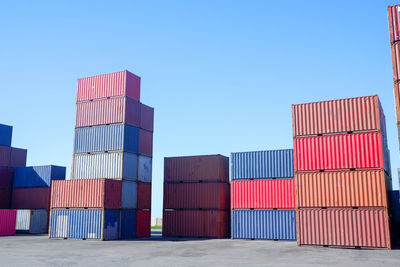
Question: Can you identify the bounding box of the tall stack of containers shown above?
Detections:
[49,70,153,240]
[163,155,230,238]
[230,149,296,240]
[292,95,393,249]
[12,166,66,233]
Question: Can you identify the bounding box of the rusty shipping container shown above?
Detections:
[292,95,387,137]
[293,132,388,172]
[163,183,230,210]
[163,210,230,238]
[388,5,400,124]
[76,70,140,102]
[296,170,390,208]
[231,179,295,210]
[12,188,51,209]
[388,5,400,44]
[164,155,229,183]
[51,179,122,209]
[297,207,391,249]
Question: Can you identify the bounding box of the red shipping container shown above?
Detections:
[12,187,50,209]
[292,95,386,137]
[137,182,151,209]
[163,210,230,238]
[75,97,140,128]
[164,155,229,183]
[51,179,122,209]
[297,207,391,249]
[164,183,230,210]
[139,129,153,157]
[0,209,16,236]
[140,103,154,132]
[0,188,11,208]
[294,132,387,172]
[231,179,295,209]
[0,167,13,188]
[0,146,27,167]
[136,210,151,237]
[388,5,400,44]
[77,70,140,102]
[296,170,390,208]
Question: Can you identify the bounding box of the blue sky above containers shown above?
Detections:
[1,1,400,218]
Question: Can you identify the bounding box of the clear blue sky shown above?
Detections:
[1,1,399,217]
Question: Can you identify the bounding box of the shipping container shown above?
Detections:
[0,146,27,167]
[121,209,136,239]
[388,5,400,44]
[164,155,229,183]
[294,132,388,172]
[0,124,12,147]
[390,190,400,222]
[12,187,50,209]
[140,103,154,132]
[296,170,390,208]
[136,209,150,237]
[139,129,153,157]
[231,179,295,209]
[391,44,400,83]
[292,95,385,137]
[137,182,151,209]
[297,208,391,249]
[231,150,294,180]
[163,183,230,210]
[75,97,140,128]
[0,188,11,208]
[138,155,152,183]
[231,210,296,240]
[0,209,16,236]
[13,165,66,188]
[16,209,48,234]
[162,210,230,238]
[0,167,13,188]
[122,181,137,209]
[77,70,140,102]
[72,152,138,181]
[49,209,120,240]
[74,124,139,154]
[51,179,122,209]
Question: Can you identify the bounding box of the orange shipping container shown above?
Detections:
[296,170,390,208]
[292,95,385,137]
[297,207,391,249]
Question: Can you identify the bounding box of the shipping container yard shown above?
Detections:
[3,2,400,266]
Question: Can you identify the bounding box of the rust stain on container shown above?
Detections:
[296,170,390,208]
[297,207,391,249]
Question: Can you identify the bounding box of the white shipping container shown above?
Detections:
[138,155,152,183]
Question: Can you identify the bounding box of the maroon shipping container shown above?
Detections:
[231,179,295,210]
[12,187,50,209]
[294,132,387,172]
[75,97,140,128]
[76,70,140,102]
[0,146,27,167]
[164,155,229,183]
[137,182,151,210]
[292,95,385,137]
[140,103,154,132]
[139,129,153,157]
[0,209,16,236]
[297,208,391,249]
[0,188,11,208]
[136,210,151,237]
[163,183,230,210]
[51,179,122,209]
[388,5,400,44]
[0,167,13,188]
[163,210,230,238]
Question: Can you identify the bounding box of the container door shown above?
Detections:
[56,215,68,238]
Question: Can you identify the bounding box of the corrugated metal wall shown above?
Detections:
[0,209,16,236]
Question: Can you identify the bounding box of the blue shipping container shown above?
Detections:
[13,165,66,188]
[0,124,12,147]
[74,124,139,154]
[231,149,294,180]
[231,210,296,240]
[391,190,400,223]
[16,209,48,234]
[121,209,137,239]
[49,209,120,240]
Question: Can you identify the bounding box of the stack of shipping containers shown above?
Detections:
[49,70,153,240]
[293,95,393,249]
[0,123,27,236]
[163,155,230,238]
[12,166,66,234]
[230,149,296,240]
